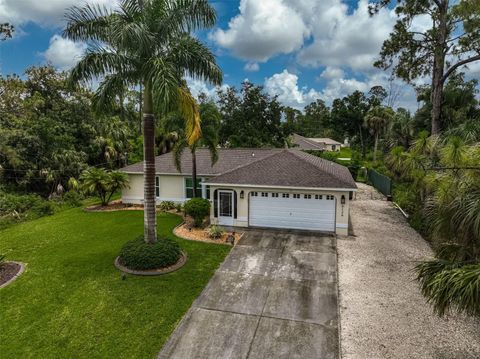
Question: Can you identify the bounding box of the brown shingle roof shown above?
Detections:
[120,148,282,175]
[292,133,325,150]
[205,149,357,190]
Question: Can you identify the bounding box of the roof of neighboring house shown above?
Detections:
[291,133,325,150]
[205,149,357,190]
[120,148,282,176]
[307,137,342,145]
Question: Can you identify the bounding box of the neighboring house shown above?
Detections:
[293,133,342,152]
[120,148,357,235]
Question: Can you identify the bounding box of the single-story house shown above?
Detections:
[293,133,342,152]
[120,148,357,235]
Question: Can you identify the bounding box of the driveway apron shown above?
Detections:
[158,229,339,359]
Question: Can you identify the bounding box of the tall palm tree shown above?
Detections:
[364,106,394,162]
[64,0,222,243]
[167,101,221,198]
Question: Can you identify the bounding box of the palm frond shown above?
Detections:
[63,4,112,42]
[160,0,217,34]
[168,34,222,85]
[172,138,188,172]
[415,260,480,317]
[92,73,133,113]
[177,86,201,146]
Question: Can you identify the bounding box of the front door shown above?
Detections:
[218,190,234,226]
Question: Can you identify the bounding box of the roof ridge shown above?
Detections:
[287,150,354,187]
[212,150,284,178]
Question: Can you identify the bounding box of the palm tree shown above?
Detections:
[168,101,221,198]
[364,106,394,162]
[64,0,222,243]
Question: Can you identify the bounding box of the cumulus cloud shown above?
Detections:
[0,0,117,27]
[319,66,345,80]
[264,69,320,109]
[244,62,260,72]
[210,0,309,62]
[187,77,229,102]
[42,34,86,70]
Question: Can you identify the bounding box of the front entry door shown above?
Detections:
[218,190,234,226]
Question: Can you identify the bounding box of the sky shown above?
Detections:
[0,0,478,111]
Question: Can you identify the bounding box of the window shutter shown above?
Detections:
[213,190,218,217]
[233,191,237,219]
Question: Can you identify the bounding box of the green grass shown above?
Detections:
[0,208,230,358]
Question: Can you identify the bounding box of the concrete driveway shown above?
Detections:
[158,229,339,359]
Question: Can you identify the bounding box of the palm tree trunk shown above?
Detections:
[431,0,448,136]
[373,132,378,162]
[358,124,365,158]
[192,148,198,198]
[143,80,157,243]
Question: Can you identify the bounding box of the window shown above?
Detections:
[293,194,300,199]
[251,192,258,197]
[315,194,323,200]
[155,177,160,197]
[261,192,268,197]
[282,193,289,198]
[271,193,279,198]
[304,194,312,199]
[185,177,203,199]
[332,145,336,151]
[326,195,334,200]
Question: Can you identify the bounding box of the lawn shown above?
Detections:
[0,208,231,358]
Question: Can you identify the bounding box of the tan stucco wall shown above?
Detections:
[121,174,144,204]
[209,185,351,235]
[122,174,186,204]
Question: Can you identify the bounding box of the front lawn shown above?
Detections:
[0,209,230,358]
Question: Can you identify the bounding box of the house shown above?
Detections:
[292,133,342,152]
[120,148,357,235]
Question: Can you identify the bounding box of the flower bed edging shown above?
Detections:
[0,262,26,289]
[114,251,187,276]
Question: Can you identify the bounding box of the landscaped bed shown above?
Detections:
[174,223,243,245]
[0,208,230,358]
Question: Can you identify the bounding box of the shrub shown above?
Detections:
[119,236,182,270]
[175,203,183,213]
[32,201,55,216]
[184,198,210,227]
[208,225,224,239]
[159,201,175,211]
[62,190,83,207]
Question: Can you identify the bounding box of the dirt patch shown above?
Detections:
[174,223,242,245]
[0,262,24,288]
[337,183,480,358]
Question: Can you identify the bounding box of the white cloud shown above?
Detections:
[42,34,86,70]
[210,0,309,62]
[319,66,345,80]
[296,0,396,71]
[264,69,320,109]
[244,62,259,72]
[0,0,117,27]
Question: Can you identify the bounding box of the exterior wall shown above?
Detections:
[325,144,341,152]
[121,174,145,204]
[209,185,351,235]
[122,174,188,204]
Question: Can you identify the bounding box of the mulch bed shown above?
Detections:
[0,262,24,288]
[114,252,187,276]
[174,223,243,245]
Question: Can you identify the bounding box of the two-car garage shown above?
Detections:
[249,191,336,232]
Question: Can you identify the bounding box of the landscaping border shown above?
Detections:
[0,262,26,289]
[114,252,187,276]
[173,221,244,246]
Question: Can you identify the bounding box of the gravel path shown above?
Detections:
[337,183,480,359]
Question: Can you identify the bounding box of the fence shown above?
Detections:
[367,168,392,198]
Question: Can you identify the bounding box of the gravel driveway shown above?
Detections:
[338,183,480,359]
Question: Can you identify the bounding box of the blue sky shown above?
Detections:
[1,0,477,110]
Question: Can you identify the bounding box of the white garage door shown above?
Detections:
[249,192,336,232]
